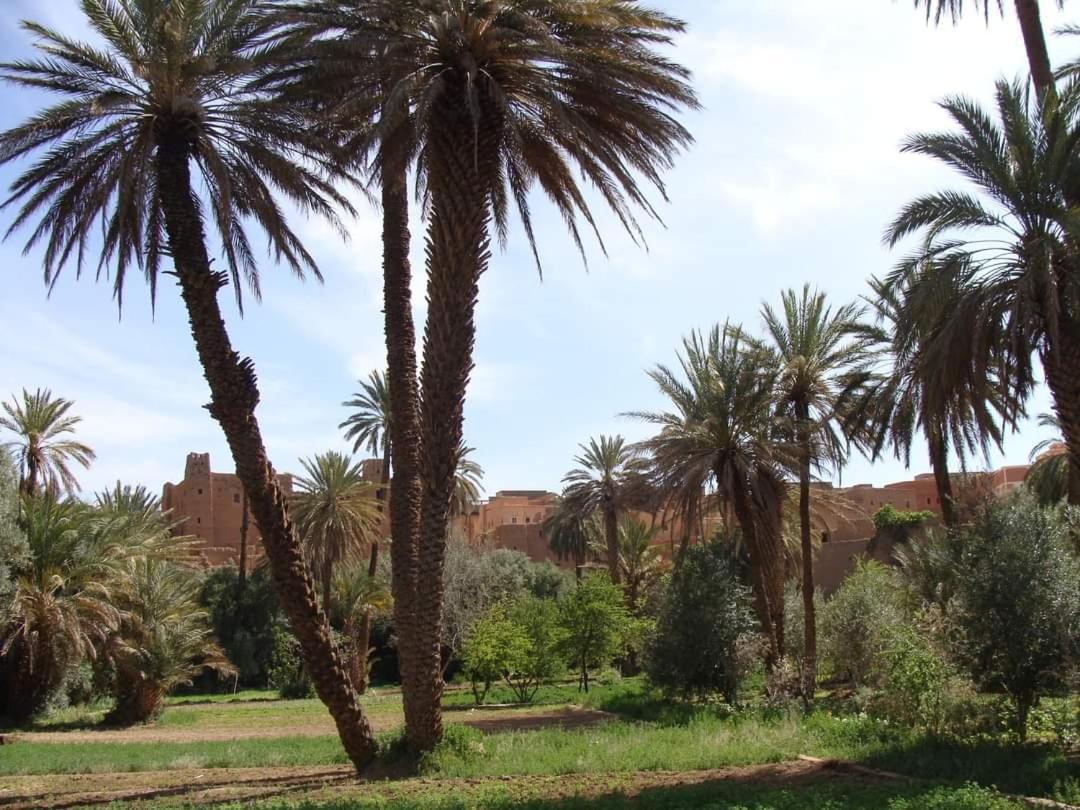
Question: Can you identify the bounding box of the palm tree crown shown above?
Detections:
[0,0,354,310]
[292,451,380,613]
[0,388,95,497]
[341,371,391,459]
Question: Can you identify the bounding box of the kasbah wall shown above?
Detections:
[161,449,1055,588]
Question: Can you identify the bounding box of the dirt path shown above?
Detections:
[0,759,866,809]
[7,706,613,745]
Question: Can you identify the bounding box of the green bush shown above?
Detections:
[505,595,565,702]
[952,496,1080,739]
[645,543,757,704]
[559,573,630,693]
[460,604,523,704]
[784,580,825,683]
[820,560,902,687]
[267,626,314,699]
[199,566,282,689]
[873,620,958,733]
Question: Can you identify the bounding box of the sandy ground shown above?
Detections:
[0,758,865,809]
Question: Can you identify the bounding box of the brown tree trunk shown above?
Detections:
[1013,0,1054,99]
[379,109,427,750]
[354,609,372,694]
[322,555,334,618]
[1043,330,1080,506]
[237,490,249,597]
[797,406,817,704]
[20,455,39,497]
[927,427,958,526]
[730,484,784,668]
[155,135,375,771]
[411,82,502,752]
[604,504,621,584]
[368,442,391,577]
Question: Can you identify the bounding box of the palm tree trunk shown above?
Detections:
[354,609,372,694]
[322,555,334,618]
[237,490,249,597]
[927,427,958,526]
[604,505,621,584]
[369,442,391,577]
[797,409,816,705]
[379,110,428,749]
[155,136,375,771]
[1043,332,1080,506]
[1013,0,1054,98]
[410,84,502,753]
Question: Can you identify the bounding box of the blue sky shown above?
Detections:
[0,0,1068,498]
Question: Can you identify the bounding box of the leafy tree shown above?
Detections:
[646,543,757,704]
[820,561,903,688]
[0,389,94,497]
[592,517,668,613]
[272,0,697,751]
[268,625,315,700]
[105,558,234,725]
[558,574,630,693]
[885,80,1080,506]
[292,452,380,614]
[461,604,522,705]
[0,0,378,767]
[755,286,869,699]
[200,566,282,688]
[911,1,1060,98]
[894,530,965,616]
[953,496,1080,739]
[505,595,565,703]
[333,565,391,694]
[0,449,27,628]
[632,325,790,664]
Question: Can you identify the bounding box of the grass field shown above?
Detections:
[2,679,1077,808]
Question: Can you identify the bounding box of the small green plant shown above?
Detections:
[267,626,314,700]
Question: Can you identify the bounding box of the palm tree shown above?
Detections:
[754,287,869,699]
[563,436,649,586]
[912,0,1063,97]
[0,0,378,767]
[1026,413,1070,503]
[0,389,95,497]
[544,498,599,579]
[271,0,697,752]
[631,325,792,665]
[341,370,392,581]
[0,496,148,723]
[105,557,235,725]
[451,444,485,518]
[293,452,381,616]
[593,517,667,613]
[884,80,1077,503]
[333,565,392,694]
[851,273,1009,525]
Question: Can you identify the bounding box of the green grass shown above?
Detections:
[166,689,282,706]
[165,781,1024,810]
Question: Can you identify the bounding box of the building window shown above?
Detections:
[234,493,240,504]
[525,517,530,524]
[197,517,201,525]
[512,517,517,524]
[927,498,931,505]
[198,488,203,495]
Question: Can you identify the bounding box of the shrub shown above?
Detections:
[199,566,282,689]
[784,580,825,683]
[952,496,1080,739]
[460,604,523,705]
[558,573,630,692]
[505,595,565,702]
[820,560,902,687]
[645,544,757,704]
[873,620,956,733]
[267,626,314,699]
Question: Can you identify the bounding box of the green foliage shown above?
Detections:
[784,580,825,682]
[558,574,631,692]
[873,504,935,533]
[821,561,903,687]
[952,496,1080,739]
[0,448,27,627]
[874,621,956,733]
[268,626,315,700]
[460,604,523,705]
[505,596,565,703]
[893,530,963,614]
[200,566,282,688]
[645,543,757,703]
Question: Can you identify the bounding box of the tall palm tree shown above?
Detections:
[293,452,381,616]
[754,287,869,699]
[851,273,1009,525]
[631,325,792,665]
[0,389,95,497]
[341,370,392,579]
[333,565,392,694]
[450,444,485,518]
[884,80,1076,503]
[912,0,1063,97]
[592,517,667,613]
[544,497,599,579]
[271,0,697,752]
[0,1,377,768]
[563,435,649,586]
